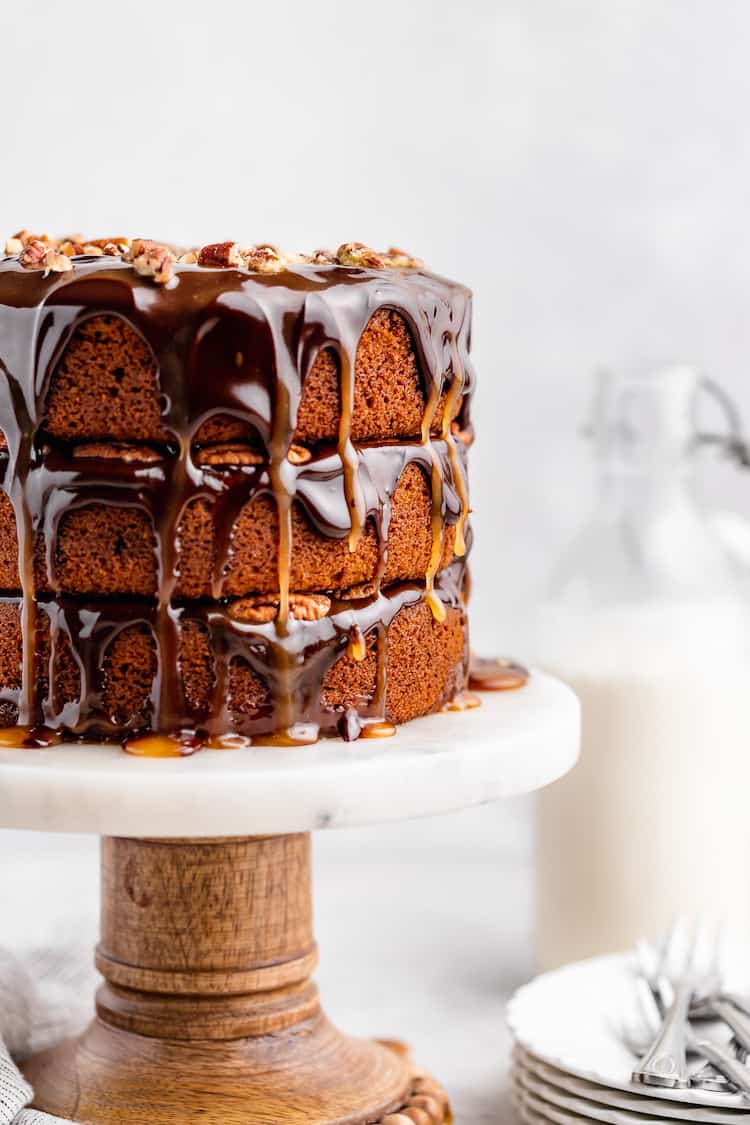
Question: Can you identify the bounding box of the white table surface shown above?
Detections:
[0,800,533,1124]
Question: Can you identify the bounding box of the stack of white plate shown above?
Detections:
[507,953,750,1125]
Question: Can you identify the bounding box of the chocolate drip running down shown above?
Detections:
[0,252,475,748]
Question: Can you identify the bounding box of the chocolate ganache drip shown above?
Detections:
[0,244,474,749]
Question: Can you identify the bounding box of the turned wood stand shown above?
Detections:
[25,835,414,1125]
[0,676,581,1125]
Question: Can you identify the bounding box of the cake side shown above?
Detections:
[0,236,475,748]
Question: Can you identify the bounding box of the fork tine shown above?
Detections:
[710,916,729,977]
[692,915,721,976]
[664,916,691,976]
[636,974,662,1035]
[635,938,657,985]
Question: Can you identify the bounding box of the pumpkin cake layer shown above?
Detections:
[0,573,467,739]
[40,311,464,447]
[0,238,475,744]
[0,446,464,598]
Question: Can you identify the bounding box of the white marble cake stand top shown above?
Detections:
[0,671,578,837]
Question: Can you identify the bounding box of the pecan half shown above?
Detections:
[124,239,174,284]
[289,594,331,621]
[196,444,264,467]
[227,597,278,624]
[333,579,378,601]
[197,241,242,267]
[73,442,163,463]
[227,593,331,624]
[336,242,386,269]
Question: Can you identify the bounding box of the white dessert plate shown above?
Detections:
[513,1050,750,1123]
[0,671,579,836]
[508,954,748,1111]
[513,1081,613,1125]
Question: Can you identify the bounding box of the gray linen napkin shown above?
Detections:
[0,946,93,1125]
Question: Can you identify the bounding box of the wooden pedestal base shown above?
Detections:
[22,836,450,1125]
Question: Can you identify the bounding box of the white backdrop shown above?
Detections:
[3,0,750,655]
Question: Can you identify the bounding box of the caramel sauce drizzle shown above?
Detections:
[347,624,367,662]
[421,377,447,623]
[338,346,365,553]
[419,300,471,622]
[442,378,469,558]
[0,260,475,744]
[468,657,529,692]
[441,691,482,713]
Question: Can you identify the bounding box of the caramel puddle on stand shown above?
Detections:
[360,721,397,739]
[124,734,200,758]
[441,691,482,713]
[206,733,254,751]
[468,656,529,692]
[0,725,63,748]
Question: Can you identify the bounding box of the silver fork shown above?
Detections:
[632,923,721,1089]
[691,996,750,1092]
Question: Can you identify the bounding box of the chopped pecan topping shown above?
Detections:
[85,238,130,255]
[197,241,242,268]
[336,242,386,269]
[124,239,174,284]
[12,230,48,248]
[57,239,106,257]
[384,246,424,269]
[42,251,73,276]
[243,244,286,273]
[4,230,426,273]
[19,240,50,269]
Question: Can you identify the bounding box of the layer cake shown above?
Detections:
[0,234,474,749]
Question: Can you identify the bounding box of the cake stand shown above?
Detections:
[0,671,579,1125]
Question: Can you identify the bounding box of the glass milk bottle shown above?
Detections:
[534,365,750,970]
